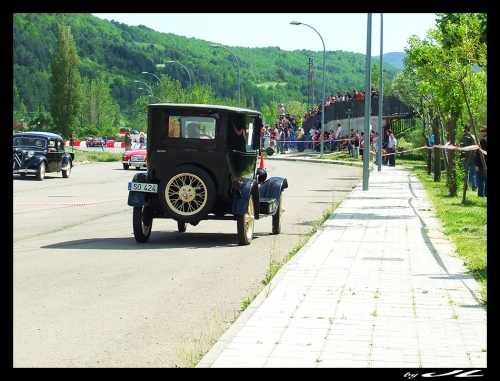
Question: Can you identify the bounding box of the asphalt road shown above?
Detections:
[13,159,362,368]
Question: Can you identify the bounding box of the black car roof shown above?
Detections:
[148,103,261,115]
[14,131,63,139]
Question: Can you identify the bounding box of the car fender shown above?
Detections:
[259,176,288,202]
[232,179,259,215]
[127,172,150,207]
[61,153,74,169]
[22,155,47,170]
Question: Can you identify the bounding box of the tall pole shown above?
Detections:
[165,61,192,103]
[210,44,240,108]
[377,14,383,172]
[142,71,164,101]
[363,13,372,190]
[290,21,326,158]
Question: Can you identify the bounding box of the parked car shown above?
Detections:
[86,137,104,147]
[127,103,287,245]
[122,147,147,170]
[13,131,74,181]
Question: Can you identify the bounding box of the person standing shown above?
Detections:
[387,129,397,166]
[475,126,487,198]
[372,132,379,164]
[459,125,477,191]
[297,127,305,152]
[139,132,145,148]
[332,123,342,152]
[125,132,132,151]
[103,135,108,148]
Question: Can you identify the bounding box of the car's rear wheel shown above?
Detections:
[36,162,46,181]
[177,221,187,232]
[237,197,254,245]
[123,164,129,170]
[272,191,283,234]
[158,165,216,223]
[133,204,152,243]
[62,162,72,178]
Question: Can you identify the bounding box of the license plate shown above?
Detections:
[128,182,158,193]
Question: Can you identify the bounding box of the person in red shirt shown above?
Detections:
[269,125,277,153]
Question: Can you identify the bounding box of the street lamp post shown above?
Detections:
[142,71,164,101]
[210,44,240,108]
[163,61,192,103]
[291,21,326,158]
[138,88,161,102]
[377,14,383,172]
[134,80,155,99]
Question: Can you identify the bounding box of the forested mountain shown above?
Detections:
[13,13,401,120]
[374,52,405,70]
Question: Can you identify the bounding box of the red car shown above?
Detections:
[122,148,147,170]
[86,137,104,147]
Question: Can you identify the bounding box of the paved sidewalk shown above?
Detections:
[197,161,487,369]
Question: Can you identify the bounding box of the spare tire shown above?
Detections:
[158,164,216,223]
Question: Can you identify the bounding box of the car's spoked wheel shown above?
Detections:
[272,191,283,234]
[177,221,187,232]
[36,162,46,181]
[237,197,254,245]
[62,162,71,178]
[159,165,216,223]
[133,204,153,243]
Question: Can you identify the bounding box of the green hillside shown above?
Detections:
[13,13,400,119]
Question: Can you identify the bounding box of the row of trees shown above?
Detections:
[392,13,486,198]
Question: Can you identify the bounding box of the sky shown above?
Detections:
[92,13,439,55]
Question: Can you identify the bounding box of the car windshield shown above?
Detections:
[13,137,47,148]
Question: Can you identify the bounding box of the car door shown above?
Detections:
[45,138,61,172]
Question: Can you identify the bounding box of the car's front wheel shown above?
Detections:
[62,162,72,178]
[158,165,216,223]
[133,204,153,243]
[123,164,129,170]
[237,197,254,245]
[36,162,46,181]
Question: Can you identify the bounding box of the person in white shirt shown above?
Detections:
[387,129,397,166]
[333,123,343,151]
[132,139,141,150]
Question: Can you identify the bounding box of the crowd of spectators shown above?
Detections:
[303,84,379,122]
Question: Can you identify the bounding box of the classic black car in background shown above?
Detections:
[127,103,288,245]
[13,131,74,181]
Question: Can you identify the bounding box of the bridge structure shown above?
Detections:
[301,95,417,144]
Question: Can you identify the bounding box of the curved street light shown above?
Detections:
[142,71,164,101]
[165,61,192,103]
[210,44,240,108]
[290,21,326,158]
[138,87,161,102]
[134,80,154,99]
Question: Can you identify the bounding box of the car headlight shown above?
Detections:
[26,151,34,159]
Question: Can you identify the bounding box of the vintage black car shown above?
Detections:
[13,131,74,181]
[127,103,288,245]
